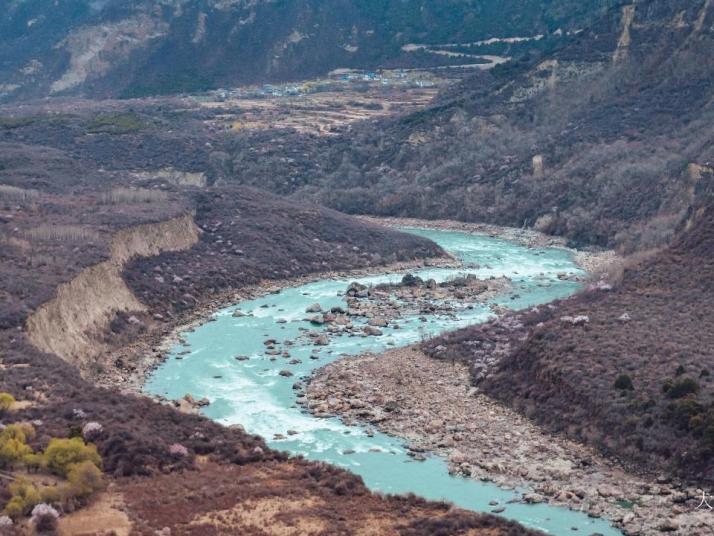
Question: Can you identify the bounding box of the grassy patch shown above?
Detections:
[100,187,169,204]
[0,116,37,129]
[0,115,73,130]
[87,112,147,134]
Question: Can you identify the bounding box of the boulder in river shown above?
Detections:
[314,335,329,346]
[401,273,424,287]
[363,326,383,336]
[346,282,369,298]
[305,303,322,313]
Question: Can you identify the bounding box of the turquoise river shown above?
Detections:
[146,228,621,536]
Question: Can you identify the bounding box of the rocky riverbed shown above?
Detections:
[227,272,512,376]
[301,346,714,535]
[100,256,460,393]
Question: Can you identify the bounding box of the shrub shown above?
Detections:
[22,452,44,471]
[614,374,634,391]
[31,503,59,532]
[169,443,189,458]
[67,461,104,498]
[43,438,101,477]
[662,379,672,394]
[666,397,703,430]
[2,497,24,520]
[0,393,15,412]
[0,424,35,468]
[4,479,41,518]
[38,486,62,505]
[666,377,700,399]
[81,422,103,441]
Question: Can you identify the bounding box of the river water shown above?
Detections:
[145,228,620,536]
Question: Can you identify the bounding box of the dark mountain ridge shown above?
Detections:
[0,0,616,101]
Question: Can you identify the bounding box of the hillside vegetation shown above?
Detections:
[424,181,714,484]
[217,0,714,252]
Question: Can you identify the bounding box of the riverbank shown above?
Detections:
[359,216,620,276]
[302,345,712,535]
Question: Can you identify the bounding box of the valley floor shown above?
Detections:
[303,346,713,535]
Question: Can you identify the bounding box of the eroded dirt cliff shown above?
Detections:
[26,214,199,370]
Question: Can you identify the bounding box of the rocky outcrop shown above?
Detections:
[26,214,199,370]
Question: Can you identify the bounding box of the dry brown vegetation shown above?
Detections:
[0,184,39,201]
[117,460,538,536]
[424,195,714,484]
[23,225,100,243]
[100,187,169,204]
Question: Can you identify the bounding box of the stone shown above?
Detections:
[449,451,468,464]
[279,370,293,377]
[523,493,545,504]
[346,282,368,297]
[363,326,383,336]
[305,303,322,313]
[658,519,678,532]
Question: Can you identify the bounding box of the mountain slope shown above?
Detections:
[223,0,714,251]
[423,177,714,487]
[0,0,615,100]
